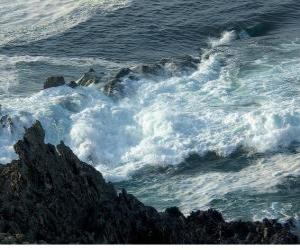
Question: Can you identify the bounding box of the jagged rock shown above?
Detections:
[103,55,200,98]
[0,114,13,129]
[43,76,66,89]
[76,68,101,87]
[0,121,298,244]
[68,81,78,88]
[104,68,132,97]
[160,55,200,74]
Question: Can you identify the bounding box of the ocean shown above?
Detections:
[0,0,300,227]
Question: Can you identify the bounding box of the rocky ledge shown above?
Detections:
[0,121,298,244]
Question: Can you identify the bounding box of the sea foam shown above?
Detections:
[1,32,300,185]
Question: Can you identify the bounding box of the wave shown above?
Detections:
[0,0,131,46]
[1,31,300,184]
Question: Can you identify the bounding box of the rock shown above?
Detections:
[43,76,65,89]
[0,114,13,129]
[76,68,101,87]
[132,64,164,76]
[0,121,298,244]
[103,68,132,97]
[159,55,200,75]
[103,55,200,98]
[68,81,78,88]
[15,234,25,243]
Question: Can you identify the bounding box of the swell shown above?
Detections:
[0,0,130,47]
[231,0,300,37]
[3,1,300,62]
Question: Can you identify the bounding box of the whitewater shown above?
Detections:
[1,30,300,182]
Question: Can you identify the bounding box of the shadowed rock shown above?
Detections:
[103,55,200,98]
[0,122,298,244]
[43,76,65,89]
[104,68,132,98]
[76,68,101,87]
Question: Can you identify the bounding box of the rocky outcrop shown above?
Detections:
[0,106,14,130]
[0,122,298,244]
[76,68,101,87]
[103,68,132,98]
[0,114,13,129]
[43,76,66,89]
[104,55,200,98]
[41,56,200,97]
[43,69,102,90]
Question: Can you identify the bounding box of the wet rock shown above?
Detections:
[159,55,200,75]
[104,68,132,97]
[132,64,164,76]
[76,68,101,87]
[103,55,200,98]
[68,81,78,88]
[0,121,298,244]
[43,76,65,89]
[0,114,13,129]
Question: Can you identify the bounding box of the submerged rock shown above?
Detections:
[0,121,298,244]
[43,76,66,89]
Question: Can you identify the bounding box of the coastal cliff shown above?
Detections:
[0,121,298,244]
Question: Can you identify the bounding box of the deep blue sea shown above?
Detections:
[0,0,300,229]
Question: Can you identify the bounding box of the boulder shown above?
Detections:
[76,68,101,87]
[43,76,65,89]
[104,68,132,97]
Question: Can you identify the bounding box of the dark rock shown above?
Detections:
[68,81,78,88]
[159,55,200,74]
[103,55,200,99]
[43,76,65,89]
[0,114,13,129]
[76,68,101,87]
[0,121,298,244]
[165,207,184,218]
[104,68,132,98]
[133,64,164,76]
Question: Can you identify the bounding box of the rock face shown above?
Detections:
[0,122,298,244]
[43,76,66,89]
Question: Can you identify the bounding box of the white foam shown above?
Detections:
[209,30,237,48]
[1,33,300,186]
[146,153,300,214]
[0,0,130,46]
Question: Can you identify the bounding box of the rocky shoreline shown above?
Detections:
[0,121,298,244]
